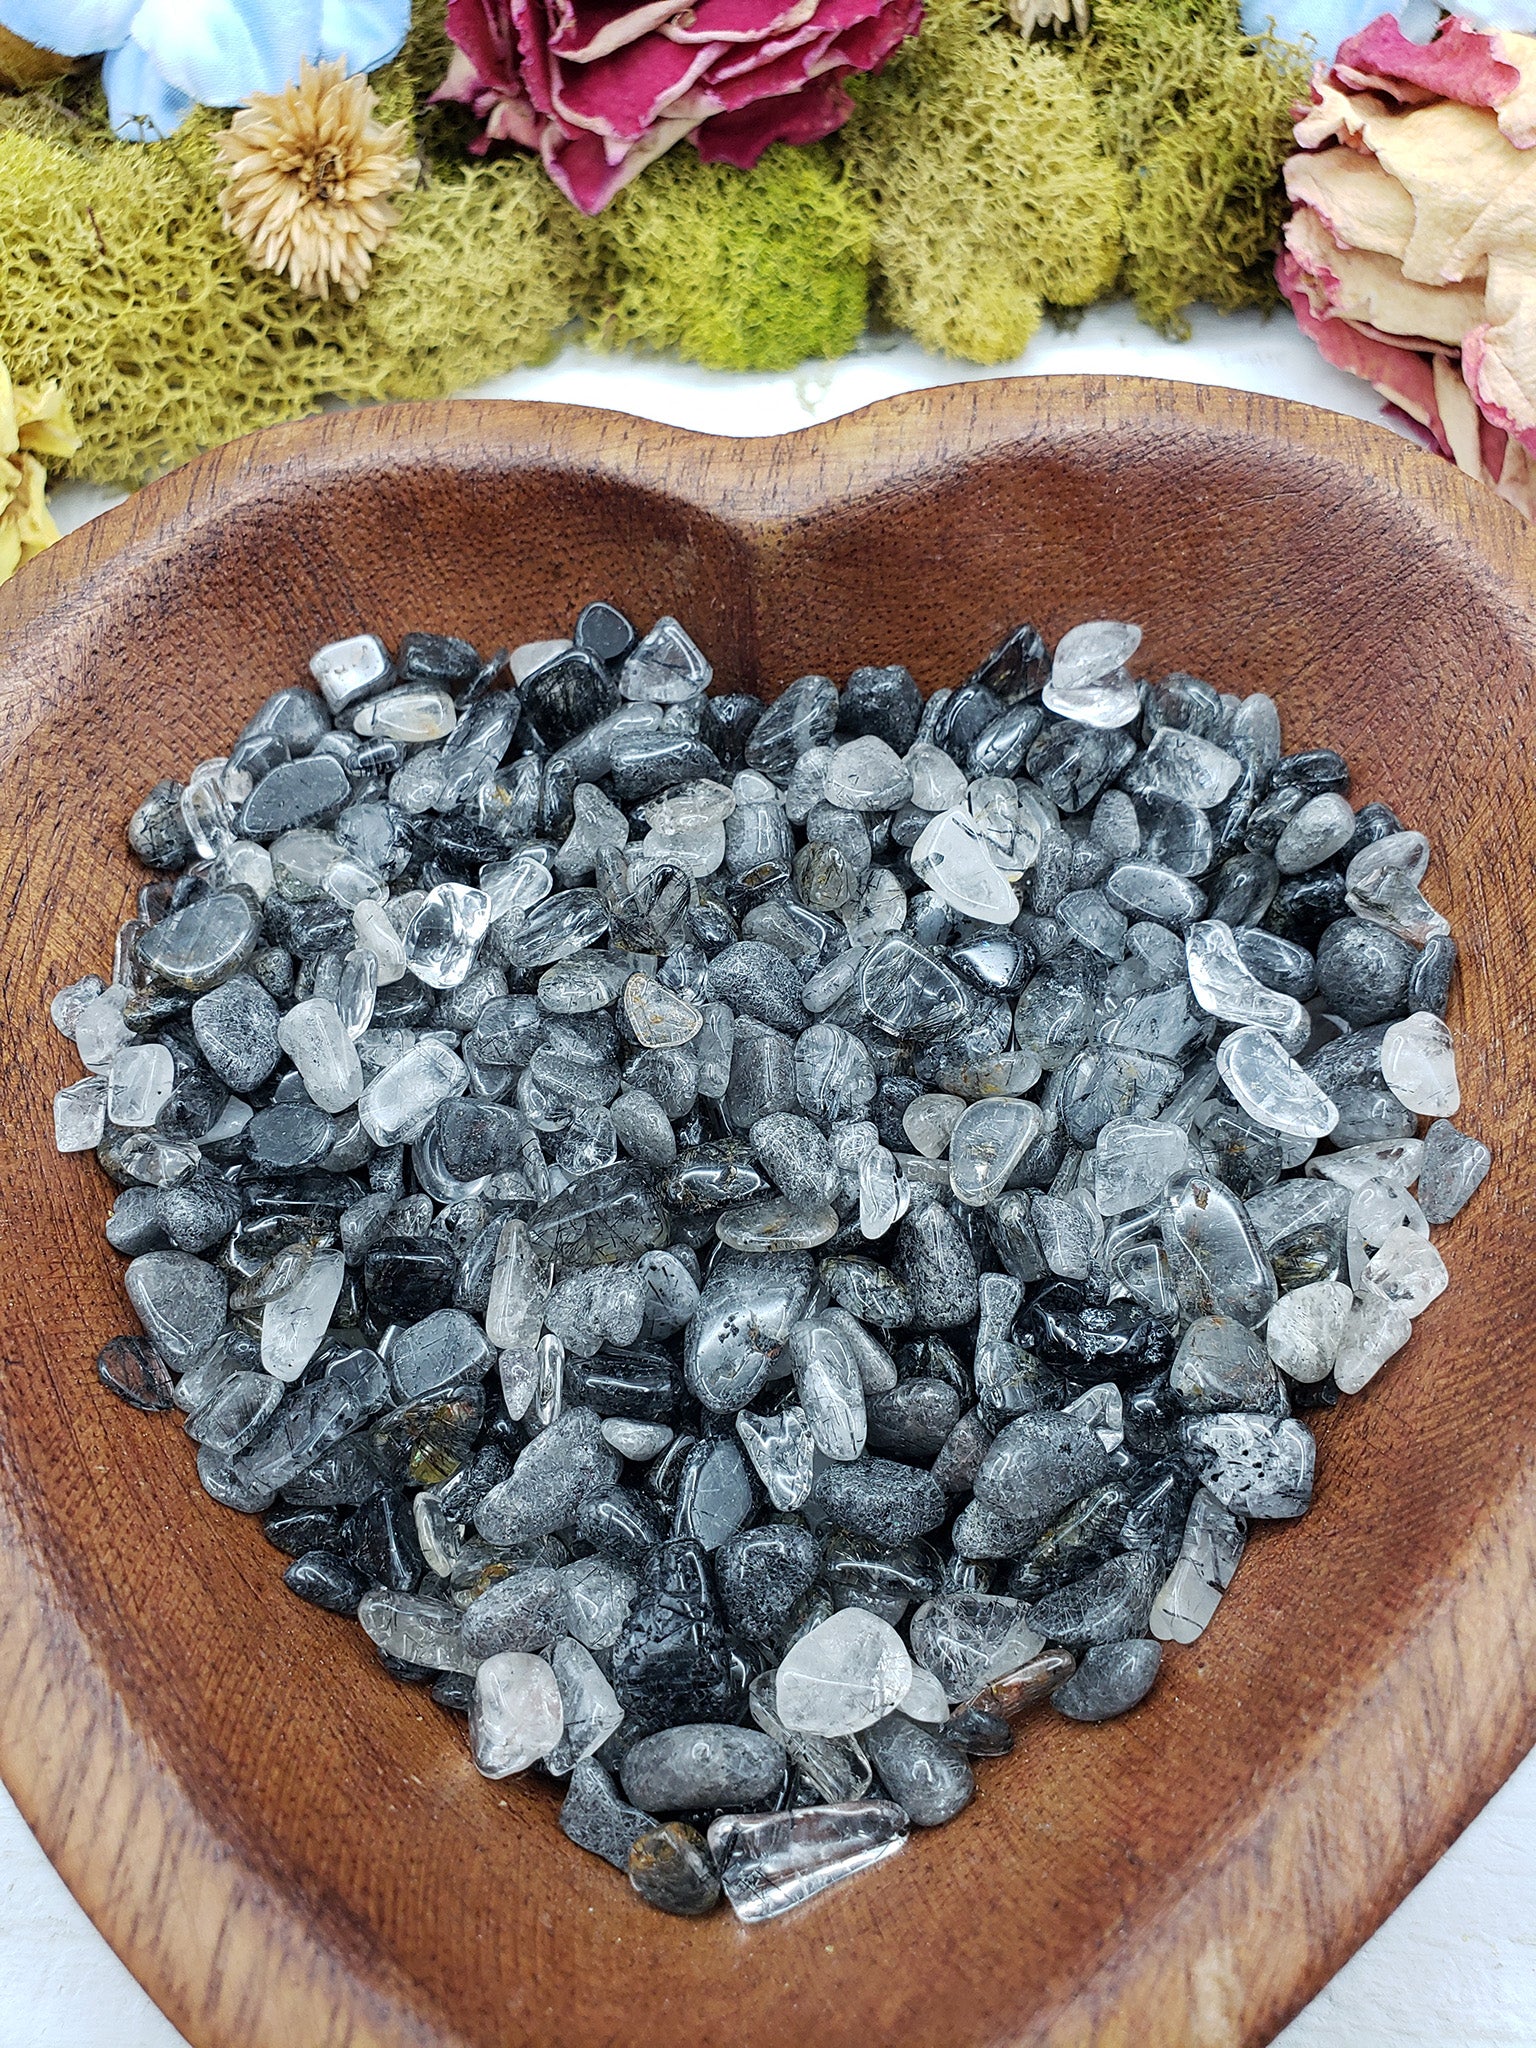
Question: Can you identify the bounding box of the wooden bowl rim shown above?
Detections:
[0,376,1533,2048]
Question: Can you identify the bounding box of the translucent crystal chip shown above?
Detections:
[776,1608,913,1735]
[54,1075,107,1152]
[619,616,713,703]
[353,684,456,743]
[947,1096,1041,1207]
[709,1802,909,1923]
[404,882,491,990]
[1216,1026,1339,1141]
[910,808,1019,924]
[1380,1010,1460,1116]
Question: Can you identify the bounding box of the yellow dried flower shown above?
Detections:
[216,57,418,304]
[0,359,79,585]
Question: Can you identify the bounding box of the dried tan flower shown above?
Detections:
[216,57,418,304]
[1006,0,1089,37]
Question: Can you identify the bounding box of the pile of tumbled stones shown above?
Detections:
[50,608,1491,1921]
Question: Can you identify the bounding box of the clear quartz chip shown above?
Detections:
[262,1249,344,1381]
[1381,1011,1460,1116]
[619,616,712,703]
[358,1039,467,1145]
[545,1637,625,1773]
[1159,1168,1277,1326]
[1344,831,1449,943]
[310,633,391,713]
[623,973,702,1049]
[948,1096,1041,1206]
[776,1608,913,1735]
[1150,1488,1246,1644]
[353,685,456,743]
[105,1043,175,1128]
[708,1802,909,1923]
[716,1198,839,1253]
[736,1405,816,1510]
[358,1588,478,1674]
[790,1315,866,1460]
[1266,1278,1352,1382]
[75,986,132,1071]
[824,736,912,812]
[910,808,1019,924]
[1094,1116,1188,1214]
[1186,921,1308,1044]
[485,1219,552,1352]
[352,899,408,983]
[404,882,491,990]
[277,997,363,1111]
[1333,1291,1414,1393]
[470,1651,566,1777]
[1216,1025,1339,1140]
[908,1592,1045,1701]
[54,1075,107,1152]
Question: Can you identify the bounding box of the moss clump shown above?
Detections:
[1083,0,1310,334]
[585,145,871,373]
[0,0,1310,480]
[0,11,581,483]
[363,159,586,399]
[840,0,1127,363]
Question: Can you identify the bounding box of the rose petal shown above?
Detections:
[692,71,852,163]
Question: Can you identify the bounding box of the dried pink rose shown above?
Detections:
[435,0,923,214]
[1280,12,1536,519]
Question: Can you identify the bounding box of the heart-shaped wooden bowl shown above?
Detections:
[1,378,1533,2048]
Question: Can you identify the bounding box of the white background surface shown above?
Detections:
[12,300,1535,2047]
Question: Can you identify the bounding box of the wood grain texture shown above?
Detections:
[0,377,1532,2048]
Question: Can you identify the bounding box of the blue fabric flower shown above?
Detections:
[1241,0,1536,60]
[0,0,410,138]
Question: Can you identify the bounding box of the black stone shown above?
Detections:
[1263,866,1348,946]
[610,1537,745,1736]
[1017,1282,1176,1381]
[96,1334,175,1411]
[341,1487,425,1592]
[239,687,330,756]
[239,754,351,838]
[262,1504,343,1556]
[1025,721,1136,814]
[838,664,922,752]
[158,1171,243,1254]
[397,631,481,690]
[812,1456,947,1546]
[284,1548,369,1613]
[966,622,1050,704]
[577,1486,668,1566]
[244,1103,336,1171]
[1271,747,1349,795]
[715,1523,820,1640]
[1408,932,1457,1017]
[573,601,635,664]
[699,693,764,763]
[434,1098,524,1180]
[519,647,619,744]
[127,780,192,869]
[866,1377,963,1459]
[364,1237,458,1319]
[1315,916,1415,1027]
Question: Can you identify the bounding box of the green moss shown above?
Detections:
[0,0,1311,477]
[0,27,581,483]
[585,145,871,373]
[840,0,1127,364]
[1082,0,1310,334]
